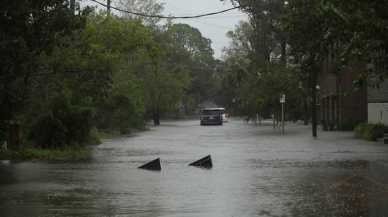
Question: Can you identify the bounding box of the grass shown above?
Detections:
[0,145,92,160]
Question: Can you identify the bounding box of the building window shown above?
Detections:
[374,49,387,75]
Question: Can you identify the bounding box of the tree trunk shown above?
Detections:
[336,78,340,128]
[312,71,317,137]
[70,0,75,13]
[276,109,279,131]
[153,109,160,125]
[303,84,308,126]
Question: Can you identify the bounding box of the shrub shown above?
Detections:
[0,141,92,160]
[321,119,328,131]
[328,119,336,131]
[354,122,388,141]
[22,81,96,149]
[338,116,363,131]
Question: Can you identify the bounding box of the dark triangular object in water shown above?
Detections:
[138,158,161,170]
[188,155,212,168]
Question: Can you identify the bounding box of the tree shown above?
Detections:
[222,0,288,62]
[23,79,96,149]
[313,0,388,91]
[282,0,343,137]
[241,61,301,124]
[97,81,146,134]
[20,10,162,147]
[0,0,90,142]
[214,59,237,109]
[222,20,253,58]
[118,50,192,125]
[115,0,164,29]
[165,23,216,105]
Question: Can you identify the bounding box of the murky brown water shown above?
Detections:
[1,118,388,216]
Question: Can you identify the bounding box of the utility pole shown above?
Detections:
[107,0,111,19]
[70,0,75,13]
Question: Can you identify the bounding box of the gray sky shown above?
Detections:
[81,0,247,58]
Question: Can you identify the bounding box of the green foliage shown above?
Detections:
[19,10,162,148]
[295,120,304,125]
[116,22,214,124]
[328,119,336,131]
[96,81,146,134]
[240,61,301,119]
[321,119,328,131]
[321,116,364,132]
[22,80,97,149]
[223,0,288,61]
[222,20,255,59]
[313,0,388,91]
[284,0,388,94]
[215,66,237,109]
[164,23,216,104]
[354,122,388,141]
[338,116,364,131]
[116,0,164,28]
[0,144,92,160]
[0,0,90,142]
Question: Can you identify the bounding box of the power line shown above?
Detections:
[90,0,243,19]
[161,0,235,30]
[161,61,248,70]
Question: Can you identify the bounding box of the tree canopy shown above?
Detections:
[0,0,89,142]
[314,0,388,91]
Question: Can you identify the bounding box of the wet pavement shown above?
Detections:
[1,117,388,216]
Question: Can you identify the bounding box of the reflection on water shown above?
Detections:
[1,119,387,216]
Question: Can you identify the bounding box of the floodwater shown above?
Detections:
[1,117,388,216]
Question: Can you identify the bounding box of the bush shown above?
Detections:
[338,116,363,131]
[295,120,304,125]
[328,119,336,131]
[0,141,92,160]
[22,81,96,149]
[354,122,388,141]
[321,119,328,131]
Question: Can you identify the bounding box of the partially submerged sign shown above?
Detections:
[138,158,161,170]
[188,155,212,168]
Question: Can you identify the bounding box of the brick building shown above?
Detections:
[319,58,368,123]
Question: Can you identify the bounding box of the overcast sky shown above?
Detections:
[80,0,247,58]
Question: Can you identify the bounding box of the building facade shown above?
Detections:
[368,79,388,124]
[319,58,368,123]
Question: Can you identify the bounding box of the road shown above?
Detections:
[1,117,387,216]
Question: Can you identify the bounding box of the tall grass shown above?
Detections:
[354,122,388,141]
[0,143,92,160]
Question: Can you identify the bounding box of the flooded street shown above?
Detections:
[1,117,388,216]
